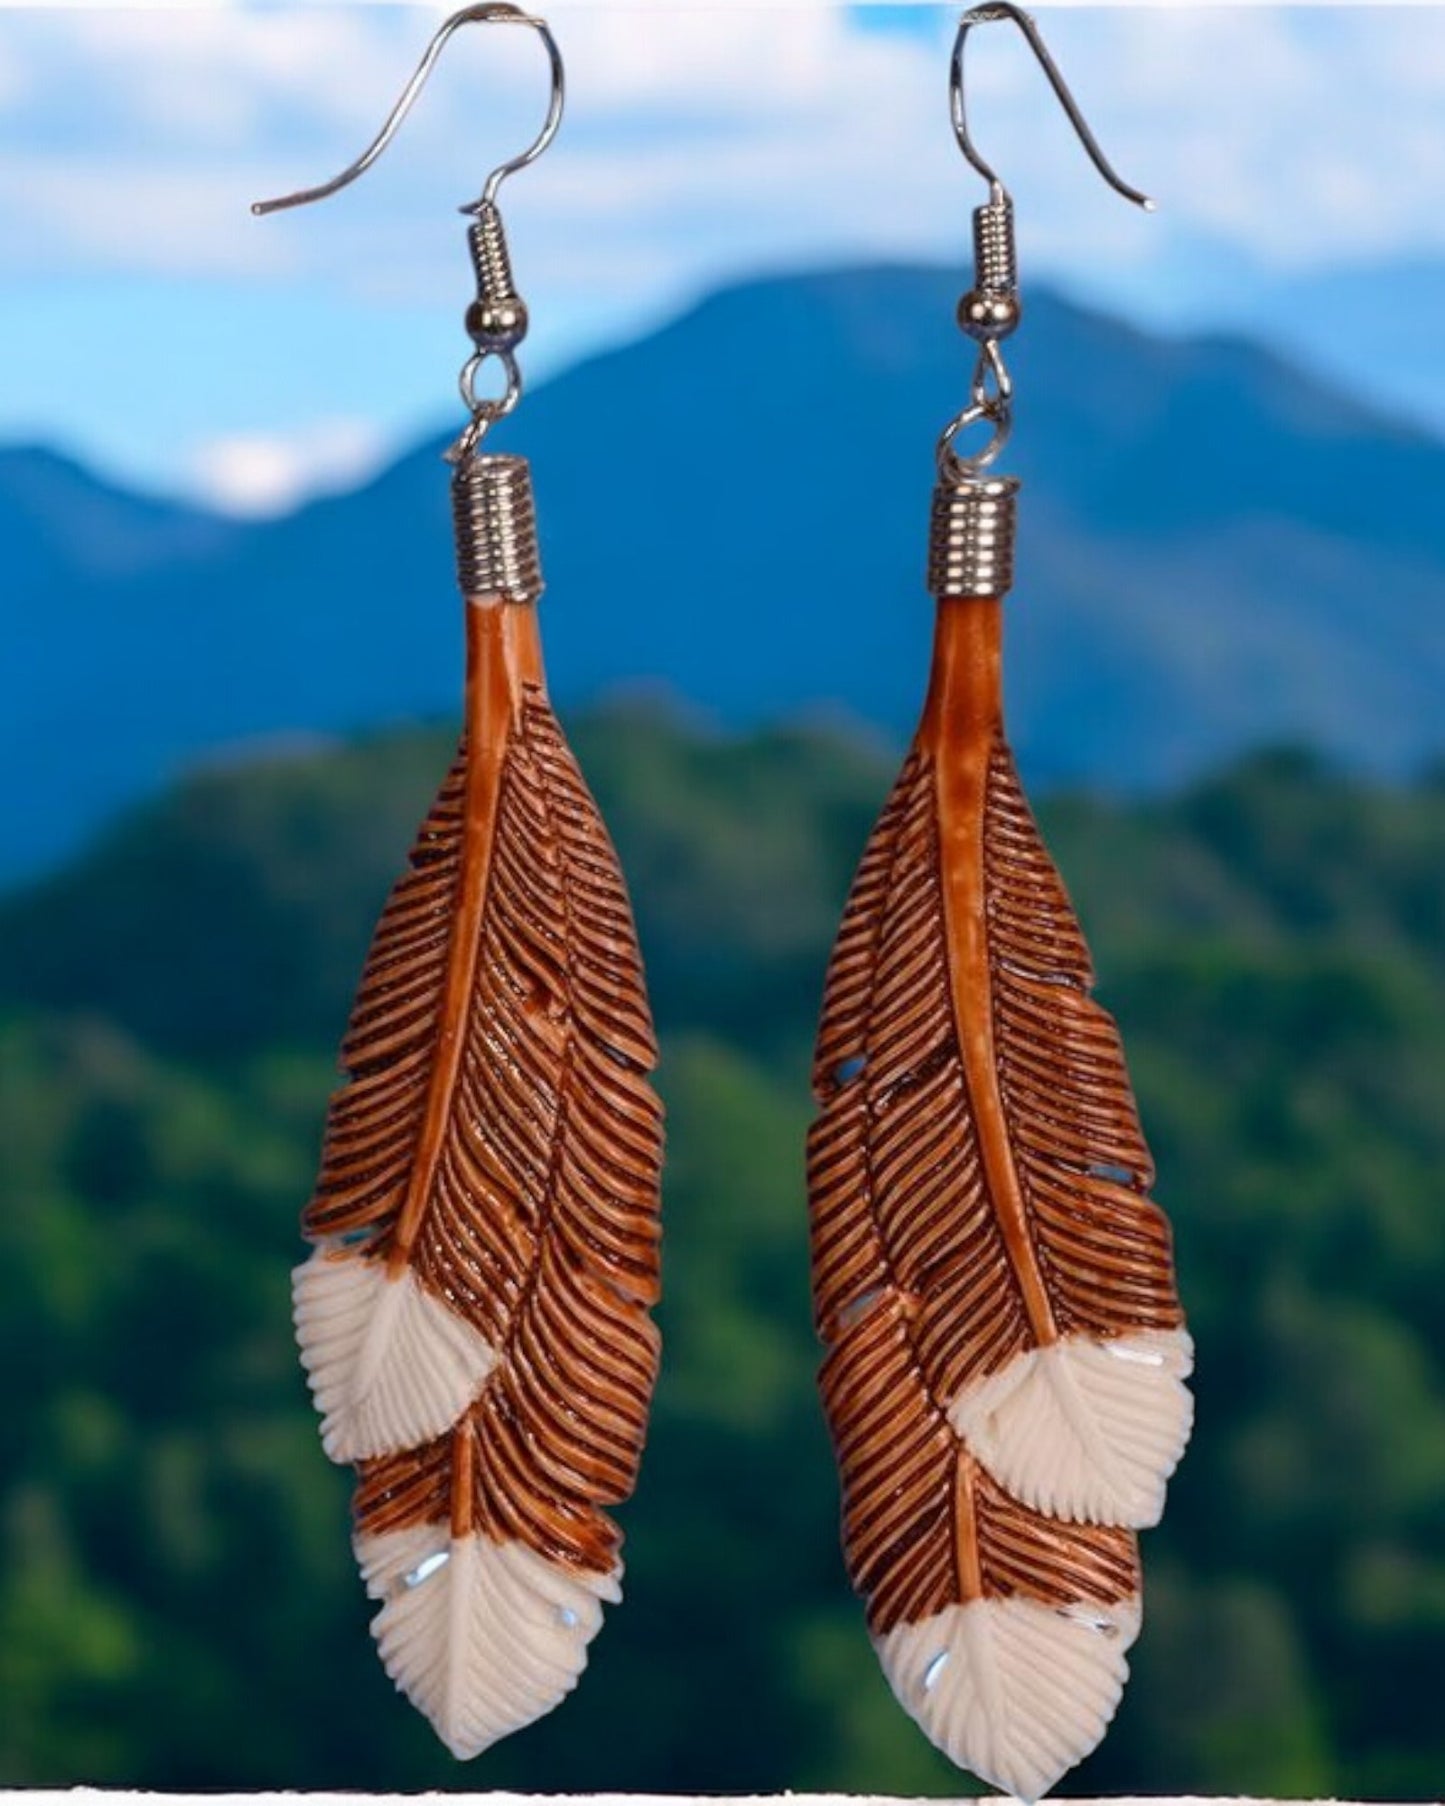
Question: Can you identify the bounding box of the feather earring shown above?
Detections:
[807,8,1191,1799]
[256,8,663,1760]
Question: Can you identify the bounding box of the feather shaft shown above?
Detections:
[923,599,1058,1347]
[389,601,539,1271]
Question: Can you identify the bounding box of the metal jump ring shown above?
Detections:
[937,397,1013,479]
[970,339,1013,411]
[459,347,523,419]
[447,415,490,464]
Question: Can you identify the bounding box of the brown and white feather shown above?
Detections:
[821,1280,1142,1802]
[808,596,1190,1795]
[293,596,662,1758]
[811,598,1190,1532]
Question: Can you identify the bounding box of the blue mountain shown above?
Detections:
[4,263,1444,879]
[1197,254,1445,445]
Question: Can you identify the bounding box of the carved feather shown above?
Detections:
[808,596,1189,1793]
[811,598,1191,1531]
[822,1282,1141,1802]
[294,595,663,1757]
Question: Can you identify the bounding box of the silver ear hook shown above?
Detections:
[937,2,1154,481]
[251,3,564,219]
[253,4,565,463]
[950,2,1153,214]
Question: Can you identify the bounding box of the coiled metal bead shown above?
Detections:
[973,194,1017,298]
[452,454,545,603]
[928,475,1019,599]
[465,203,529,352]
[958,196,1021,342]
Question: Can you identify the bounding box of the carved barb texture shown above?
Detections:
[293,594,663,1759]
[807,597,1190,1797]
[820,1285,1140,1636]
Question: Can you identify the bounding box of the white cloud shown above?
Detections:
[189,417,387,516]
[5,3,1445,505]
[1,5,1442,301]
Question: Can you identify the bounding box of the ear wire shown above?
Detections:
[931,3,1155,593]
[253,4,566,464]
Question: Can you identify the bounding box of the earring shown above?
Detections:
[256,6,664,1761]
[807,7,1192,1798]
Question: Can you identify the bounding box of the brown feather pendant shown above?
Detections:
[809,593,1191,1797]
[808,26,1197,1783]
[293,475,663,1758]
[255,19,662,1758]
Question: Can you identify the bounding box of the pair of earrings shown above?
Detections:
[265,5,1193,1799]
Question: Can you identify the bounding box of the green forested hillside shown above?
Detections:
[0,709,1442,1795]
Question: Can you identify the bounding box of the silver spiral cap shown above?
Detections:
[452,453,544,603]
[928,474,1019,599]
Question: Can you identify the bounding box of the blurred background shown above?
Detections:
[2,1,1444,1795]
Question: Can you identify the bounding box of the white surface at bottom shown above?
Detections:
[0,1792,1431,1805]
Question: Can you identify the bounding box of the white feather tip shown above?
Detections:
[948,1328,1194,1527]
[354,1526,622,1759]
[293,1246,498,1463]
[876,1592,1141,1801]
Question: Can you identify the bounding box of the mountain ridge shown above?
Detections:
[4,261,1443,878]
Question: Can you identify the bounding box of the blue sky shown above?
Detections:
[2,4,1445,513]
